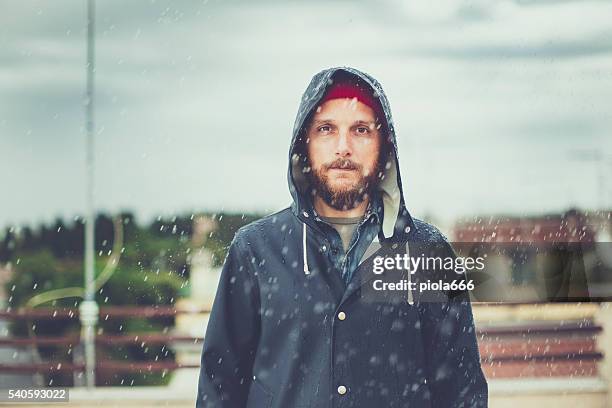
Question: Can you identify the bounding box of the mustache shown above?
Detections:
[325,158,361,171]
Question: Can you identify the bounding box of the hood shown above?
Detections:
[287,66,417,242]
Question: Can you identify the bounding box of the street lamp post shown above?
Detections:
[80,0,98,389]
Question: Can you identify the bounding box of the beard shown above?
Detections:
[308,157,380,211]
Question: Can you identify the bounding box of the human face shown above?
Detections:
[306,97,382,210]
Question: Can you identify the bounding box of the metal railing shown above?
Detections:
[0,306,208,377]
[0,305,605,380]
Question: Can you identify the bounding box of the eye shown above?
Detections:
[356,126,369,134]
[318,125,332,133]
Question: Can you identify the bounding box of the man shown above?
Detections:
[197,66,488,407]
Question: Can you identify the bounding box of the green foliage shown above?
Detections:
[8,250,78,308]
[204,237,231,268]
[2,210,262,386]
[7,245,184,387]
[100,265,182,305]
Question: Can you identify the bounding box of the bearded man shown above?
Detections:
[196,66,488,407]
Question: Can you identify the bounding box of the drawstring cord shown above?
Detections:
[406,241,414,305]
[303,222,310,275]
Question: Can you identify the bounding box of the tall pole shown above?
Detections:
[80,0,98,389]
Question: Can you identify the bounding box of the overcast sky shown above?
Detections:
[1,0,611,231]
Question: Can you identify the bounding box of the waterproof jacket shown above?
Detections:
[196,66,488,408]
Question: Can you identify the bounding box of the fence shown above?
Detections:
[0,304,606,381]
[0,306,207,379]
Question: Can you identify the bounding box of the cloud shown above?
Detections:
[1,0,611,229]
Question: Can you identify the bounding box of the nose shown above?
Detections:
[335,128,351,158]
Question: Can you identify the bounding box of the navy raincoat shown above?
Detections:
[196,66,488,407]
